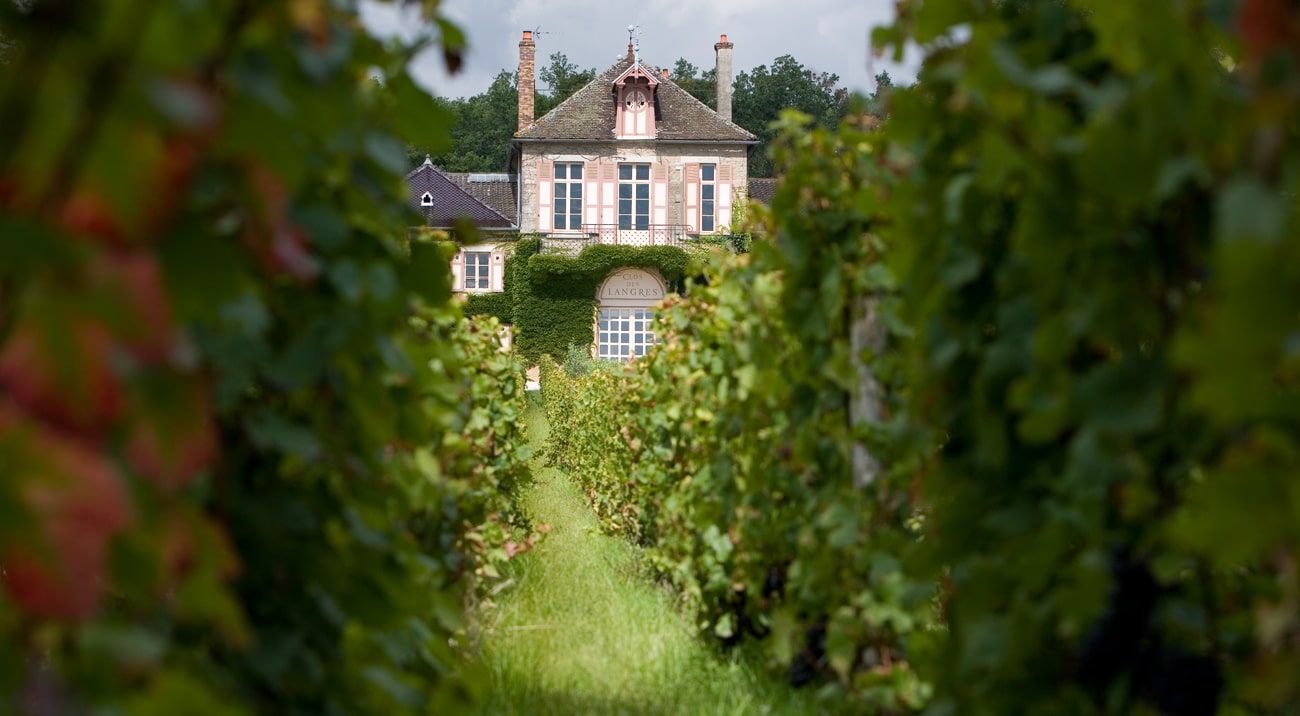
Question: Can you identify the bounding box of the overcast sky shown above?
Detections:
[359,0,920,100]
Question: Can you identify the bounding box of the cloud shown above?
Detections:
[360,0,918,99]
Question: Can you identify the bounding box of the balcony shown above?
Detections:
[542,224,693,254]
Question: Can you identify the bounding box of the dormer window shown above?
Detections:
[420,192,433,207]
[613,64,658,139]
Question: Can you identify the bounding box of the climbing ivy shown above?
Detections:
[511,240,691,364]
[446,234,728,365]
[463,289,514,323]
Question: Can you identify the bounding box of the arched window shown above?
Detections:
[596,268,665,361]
[420,192,433,206]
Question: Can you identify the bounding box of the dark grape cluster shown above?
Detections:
[1075,550,1222,715]
[1076,550,1160,690]
[1136,644,1223,716]
[762,564,786,602]
[787,620,828,688]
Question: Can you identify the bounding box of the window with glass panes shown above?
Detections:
[700,164,716,233]
[598,307,655,361]
[463,251,490,290]
[553,163,583,231]
[618,164,650,230]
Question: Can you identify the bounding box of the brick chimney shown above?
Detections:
[714,33,733,121]
[518,30,535,132]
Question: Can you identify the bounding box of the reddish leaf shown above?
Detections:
[126,379,218,492]
[87,248,177,363]
[242,164,318,280]
[58,191,126,246]
[0,318,124,435]
[1237,0,1297,64]
[1,418,133,621]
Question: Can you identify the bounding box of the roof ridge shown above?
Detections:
[517,57,755,143]
[403,154,435,180]
[517,59,629,137]
[407,161,514,225]
[652,71,757,142]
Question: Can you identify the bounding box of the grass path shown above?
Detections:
[473,404,813,716]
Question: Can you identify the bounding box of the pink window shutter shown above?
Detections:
[718,164,733,232]
[490,250,505,292]
[450,251,463,291]
[652,162,669,226]
[584,161,598,230]
[600,160,617,226]
[536,160,553,233]
[684,163,700,233]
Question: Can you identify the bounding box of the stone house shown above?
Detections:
[510,30,757,251]
[405,158,517,294]
[409,30,758,362]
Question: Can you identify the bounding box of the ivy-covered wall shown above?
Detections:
[463,257,515,322]
[456,236,696,363]
[512,239,690,364]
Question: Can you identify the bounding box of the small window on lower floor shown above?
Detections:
[597,307,656,361]
[464,251,490,290]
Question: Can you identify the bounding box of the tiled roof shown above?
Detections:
[747,177,778,204]
[443,172,518,224]
[516,58,757,143]
[405,159,515,229]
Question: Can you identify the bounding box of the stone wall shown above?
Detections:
[517,142,749,234]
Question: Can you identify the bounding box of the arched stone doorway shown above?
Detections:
[595,268,666,361]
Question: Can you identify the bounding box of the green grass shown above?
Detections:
[473,403,816,716]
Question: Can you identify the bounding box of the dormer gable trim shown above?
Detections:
[614,63,659,139]
[612,62,660,88]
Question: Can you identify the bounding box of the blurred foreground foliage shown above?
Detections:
[544,0,1300,713]
[880,0,1300,712]
[0,1,531,713]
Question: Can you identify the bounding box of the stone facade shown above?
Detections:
[511,33,756,245]
[516,141,749,235]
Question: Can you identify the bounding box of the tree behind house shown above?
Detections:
[670,58,716,109]
[420,71,519,172]
[536,52,596,115]
[732,55,850,177]
[410,54,594,173]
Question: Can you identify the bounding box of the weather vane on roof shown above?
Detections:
[628,24,641,65]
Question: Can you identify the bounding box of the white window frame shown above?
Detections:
[463,251,491,290]
[618,163,651,230]
[597,307,656,361]
[420,191,433,207]
[553,162,583,232]
[700,164,717,233]
[624,87,649,114]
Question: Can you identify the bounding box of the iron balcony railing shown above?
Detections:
[543,224,693,251]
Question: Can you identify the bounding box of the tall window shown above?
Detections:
[700,164,716,233]
[598,307,655,361]
[553,163,583,231]
[618,164,650,230]
[464,251,490,290]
